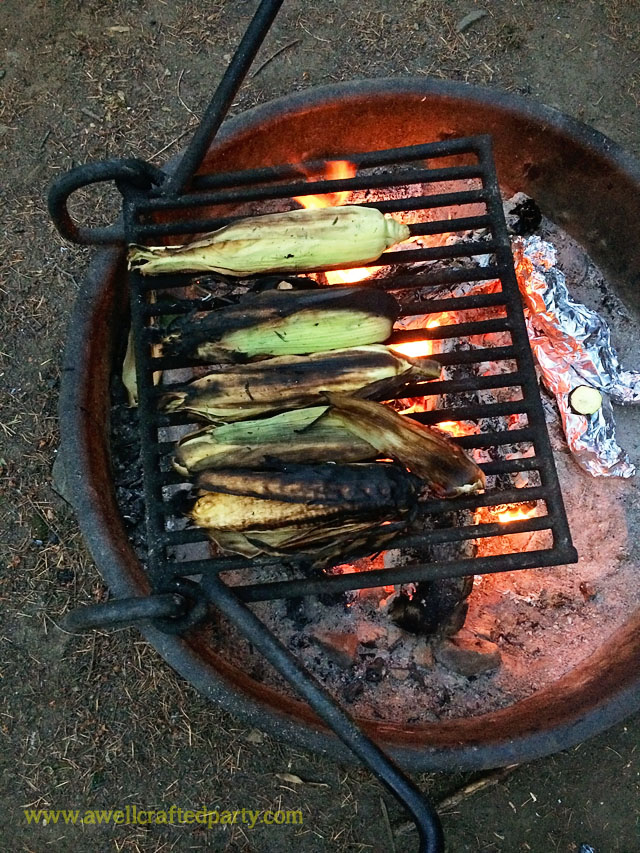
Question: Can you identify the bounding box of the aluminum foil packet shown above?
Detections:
[513,236,638,478]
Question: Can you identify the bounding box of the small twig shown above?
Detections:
[379,796,396,853]
[251,39,301,78]
[395,765,519,837]
[177,68,198,119]
[80,107,102,122]
[299,22,330,42]
[149,126,194,162]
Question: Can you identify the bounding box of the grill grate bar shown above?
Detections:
[143,286,506,320]
[137,163,485,213]
[229,544,576,603]
[145,342,517,373]
[389,316,509,344]
[153,426,534,457]
[158,453,539,487]
[138,263,504,293]
[189,135,489,191]
[135,198,489,241]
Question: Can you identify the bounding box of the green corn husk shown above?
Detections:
[128,205,410,277]
[162,284,400,362]
[122,328,163,407]
[326,393,486,498]
[173,406,376,476]
[162,344,440,422]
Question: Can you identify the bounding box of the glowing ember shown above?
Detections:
[436,420,478,438]
[325,266,374,285]
[389,318,443,359]
[389,339,433,359]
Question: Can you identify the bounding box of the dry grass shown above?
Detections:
[1,0,639,851]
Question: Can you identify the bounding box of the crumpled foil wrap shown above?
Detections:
[513,236,639,478]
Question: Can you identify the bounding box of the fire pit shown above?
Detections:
[56,77,640,776]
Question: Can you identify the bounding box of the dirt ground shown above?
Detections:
[1,1,640,851]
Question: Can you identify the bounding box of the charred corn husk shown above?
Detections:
[128,206,410,277]
[191,462,419,562]
[163,285,400,362]
[162,345,440,422]
[212,521,402,563]
[195,462,421,509]
[327,393,486,498]
[122,328,163,407]
[173,406,376,476]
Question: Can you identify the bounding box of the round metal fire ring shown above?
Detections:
[59,79,640,772]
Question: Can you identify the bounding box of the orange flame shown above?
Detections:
[293,160,355,208]
[293,160,374,286]
[389,318,443,359]
[494,503,537,524]
[436,420,478,438]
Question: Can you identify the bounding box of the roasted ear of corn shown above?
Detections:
[190,462,418,563]
[195,462,421,509]
[326,393,486,498]
[163,284,400,362]
[128,206,410,277]
[173,406,376,476]
[162,345,440,422]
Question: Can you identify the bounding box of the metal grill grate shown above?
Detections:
[125,134,577,602]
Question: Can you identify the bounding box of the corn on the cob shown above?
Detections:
[128,206,410,277]
[195,462,421,509]
[326,393,486,498]
[162,345,440,422]
[163,284,400,362]
[173,406,376,476]
[191,462,418,562]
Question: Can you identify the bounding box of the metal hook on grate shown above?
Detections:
[64,577,208,634]
[47,158,167,245]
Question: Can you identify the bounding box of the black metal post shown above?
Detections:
[164,0,286,194]
[200,574,445,853]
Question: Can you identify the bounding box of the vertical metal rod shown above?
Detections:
[200,574,445,853]
[165,0,286,194]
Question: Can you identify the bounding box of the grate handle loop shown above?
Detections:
[47,158,166,245]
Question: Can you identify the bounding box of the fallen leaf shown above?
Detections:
[456,10,488,33]
[245,728,266,745]
[275,773,329,788]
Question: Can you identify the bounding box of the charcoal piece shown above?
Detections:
[285,596,309,629]
[343,678,365,703]
[389,576,473,636]
[365,657,386,683]
[509,197,542,236]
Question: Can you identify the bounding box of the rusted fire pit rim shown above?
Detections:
[59,78,640,772]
